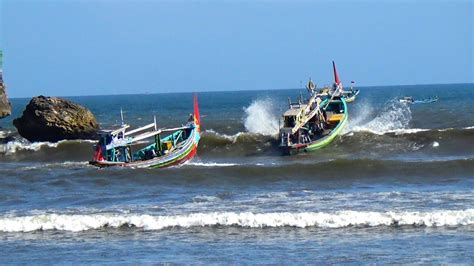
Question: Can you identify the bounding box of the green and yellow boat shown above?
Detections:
[279,61,349,155]
[279,95,348,155]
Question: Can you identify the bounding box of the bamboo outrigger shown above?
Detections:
[89,95,201,168]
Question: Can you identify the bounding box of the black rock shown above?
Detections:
[13,96,100,142]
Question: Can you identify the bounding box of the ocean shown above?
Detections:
[0,84,473,263]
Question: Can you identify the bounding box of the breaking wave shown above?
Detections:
[1,126,472,160]
[0,138,96,155]
[350,100,412,135]
[1,209,472,232]
[184,161,240,167]
[0,140,63,155]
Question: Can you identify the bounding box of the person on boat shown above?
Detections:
[307,78,315,94]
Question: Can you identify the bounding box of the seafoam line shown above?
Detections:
[0,209,472,232]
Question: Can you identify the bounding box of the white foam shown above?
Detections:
[388,128,430,135]
[243,99,279,136]
[350,126,472,136]
[432,141,440,147]
[185,162,239,167]
[1,209,472,232]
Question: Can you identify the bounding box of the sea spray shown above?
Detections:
[343,98,375,134]
[243,99,279,136]
[352,99,412,135]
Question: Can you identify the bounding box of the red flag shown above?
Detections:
[333,61,341,85]
[193,94,200,132]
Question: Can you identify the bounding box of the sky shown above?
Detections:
[1,0,473,98]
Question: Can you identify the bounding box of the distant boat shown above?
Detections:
[313,61,360,103]
[399,96,438,104]
[89,95,201,168]
[341,88,360,103]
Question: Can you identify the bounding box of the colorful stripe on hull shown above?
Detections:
[286,98,348,154]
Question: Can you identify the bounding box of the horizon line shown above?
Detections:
[8,82,474,100]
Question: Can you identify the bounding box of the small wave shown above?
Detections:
[0,139,95,155]
[199,129,277,155]
[203,129,247,143]
[1,209,472,232]
[344,126,474,139]
[192,195,221,203]
[19,161,91,170]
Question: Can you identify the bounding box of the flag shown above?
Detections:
[332,61,341,85]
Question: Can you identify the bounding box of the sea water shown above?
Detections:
[0,84,473,263]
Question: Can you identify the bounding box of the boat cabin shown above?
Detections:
[323,99,346,129]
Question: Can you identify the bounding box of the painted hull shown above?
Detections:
[281,99,348,155]
[89,127,200,169]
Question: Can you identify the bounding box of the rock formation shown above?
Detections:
[13,96,100,142]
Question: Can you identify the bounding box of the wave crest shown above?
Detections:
[1,209,472,232]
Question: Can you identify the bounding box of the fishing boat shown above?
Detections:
[89,96,201,168]
[279,92,348,155]
[341,86,360,103]
[399,96,438,104]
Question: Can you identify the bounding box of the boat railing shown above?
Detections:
[124,123,155,136]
